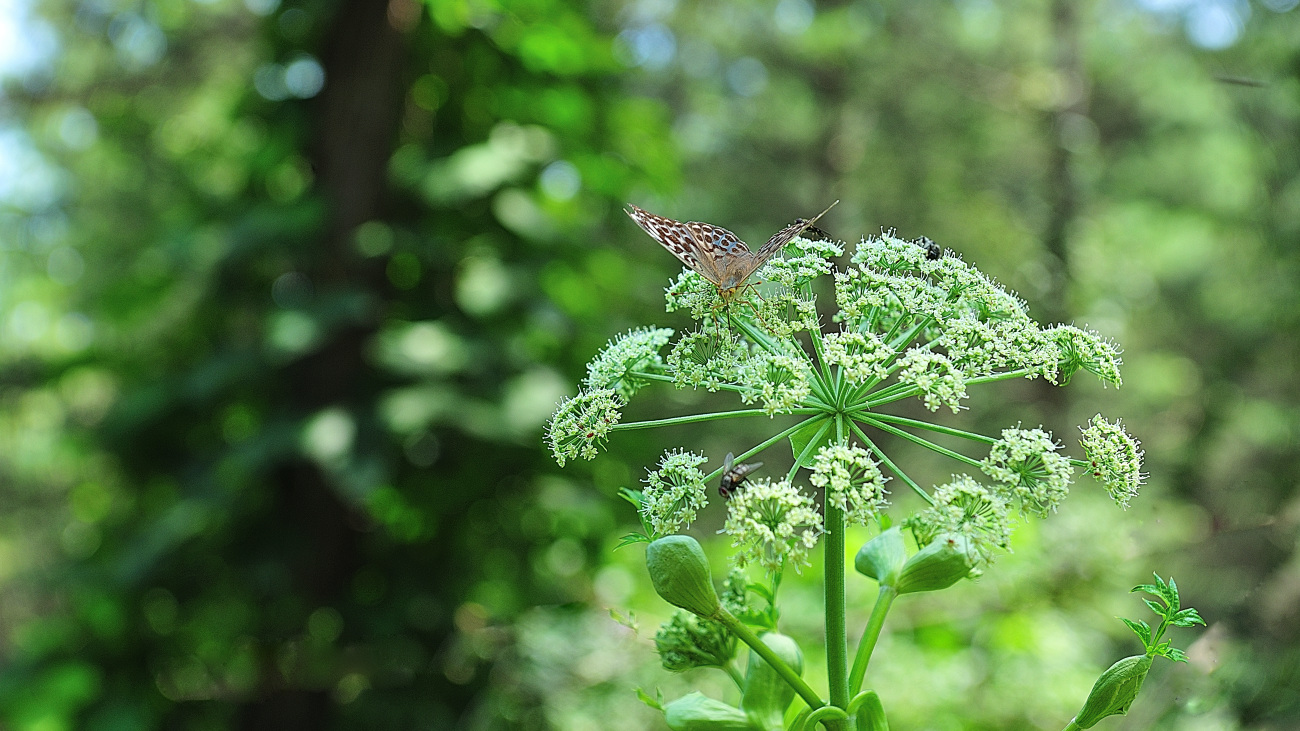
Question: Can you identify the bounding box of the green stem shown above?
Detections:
[787,419,833,481]
[825,415,850,714]
[856,412,997,445]
[611,408,817,432]
[856,415,984,469]
[848,420,934,504]
[715,608,826,712]
[848,585,897,696]
[701,415,826,484]
[1063,721,1082,731]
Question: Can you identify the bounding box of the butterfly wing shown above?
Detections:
[626,205,706,274]
[755,200,840,259]
[685,221,751,288]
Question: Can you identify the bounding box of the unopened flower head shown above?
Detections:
[822,331,895,385]
[655,611,733,672]
[908,475,1012,565]
[1079,414,1145,508]
[585,327,674,398]
[641,449,710,536]
[737,350,811,415]
[809,443,890,525]
[545,388,625,466]
[896,349,968,413]
[667,329,746,391]
[723,478,824,574]
[981,428,1075,517]
[1046,325,1123,387]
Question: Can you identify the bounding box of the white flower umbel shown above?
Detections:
[981,428,1074,517]
[896,349,967,413]
[822,331,894,385]
[809,444,889,526]
[641,449,710,536]
[1045,325,1123,387]
[737,350,812,416]
[666,329,747,392]
[1079,414,1145,508]
[586,326,675,398]
[545,389,625,467]
[723,478,824,574]
[908,475,1012,566]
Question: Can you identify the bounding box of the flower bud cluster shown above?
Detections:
[544,388,624,466]
[822,331,894,385]
[641,449,710,536]
[1079,414,1145,508]
[585,326,674,398]
[907,475,1011,566]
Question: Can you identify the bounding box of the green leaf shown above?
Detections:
[788,418,833,465]
[1165,647,1190,663]
[617,532,652,548]
[1121,618,1151,646]
[1171,608,1205,627]
[1143,598,1166,617]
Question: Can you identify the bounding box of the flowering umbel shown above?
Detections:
[548,220,1158,730]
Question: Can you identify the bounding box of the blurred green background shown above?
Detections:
[0,0,1297,728]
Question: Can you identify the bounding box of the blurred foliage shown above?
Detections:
[0,0,1297,729]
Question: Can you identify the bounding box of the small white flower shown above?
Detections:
[822,331,895,385]
[666,329,747,392]
[737,349,812,415]
[896,349,967,413]
[1045,325,1123,387]
[908,475,1012,565]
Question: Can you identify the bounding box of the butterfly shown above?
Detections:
[718,451,763,499]
[625,201,839,303]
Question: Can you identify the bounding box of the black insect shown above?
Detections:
[914,236,942,260]
[719,452,763,499]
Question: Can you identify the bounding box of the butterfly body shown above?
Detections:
[626,201,838,302]
[719,452,763,499]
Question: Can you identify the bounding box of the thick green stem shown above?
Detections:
[848,585,897,696]
[715,608,826,712]
[1063,721,1082,731]
[825,416,850,714]
[697,415,825,484]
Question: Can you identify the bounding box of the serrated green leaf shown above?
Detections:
[1166,647,1189,663]
[1165,576,1180,606]
[1131,583,1159,597]
[748,583,775,604]
[620,487,645,507]
[1143,598,1166,617]
[788,417,833,465]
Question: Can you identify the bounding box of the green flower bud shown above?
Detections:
[646,535,721,618]
[1071,654,1152,729]
[854,527,907,587]
[895,534,976,594]
[741,632,804,731]
[663,692,755,731]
